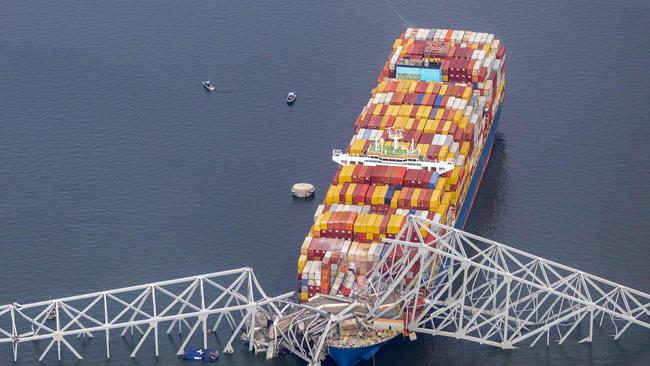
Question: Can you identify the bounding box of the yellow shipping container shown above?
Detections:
[387,215,398,234]
[436,178,447,192]
[372,104,383,115]
[353,214,365,233]
[421,106,433,119]
[429,190,441,211]
[424,119,438,134]
[450,190,459,206]
[414,119,426,133]
[416,107,426,119]
[410,188,421,208]
[408,81,417,93]
[345,183,356,204]
[398,105,410,116]
[459,116,469,130]
[439,85,448,95]
[391,190,400,208]
[394,116,408,129]
[377,81,387,93]
[405,118,415,130]
[441,192,452,206]
[438,145,449,161]
[340,165,354,183]
[442,75,449,82]
[462,86,472,100]
[370,214,382,234]
[325,185,336,204]
[314,215,323,232]
[435,108,445,120]
[393,38,402,50]
[446,151,456,161]
[380,115,392,129]
[442,120,452,134]
[438,203,449,223]
[450,168,460,186]
[426,83,436,94]
[371,186,384,205]
[454,110,463,122]
[416,143,429,156]
[349,139,364,155]
[298,255,308,273]
[319,212,331,231]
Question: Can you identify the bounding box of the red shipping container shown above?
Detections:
[418,189,433,209]
[427,145,441,160]
[448,122,458,136]
[419,133,434,144]
[496,46,506,59]
[404,93,418,105]
[403,170,419,188]
[409,105,420,118]
[393,167,407,186]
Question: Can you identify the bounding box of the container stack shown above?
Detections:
[298,27,506,302]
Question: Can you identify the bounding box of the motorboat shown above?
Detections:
[287,91,297,104]
[202,81,215,92]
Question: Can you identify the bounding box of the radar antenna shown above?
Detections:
[387,127,404,150]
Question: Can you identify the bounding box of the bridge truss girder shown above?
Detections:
[361,215,650,349]
[0,267,292,363]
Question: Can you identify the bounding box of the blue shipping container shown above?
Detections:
[385,186,396,205]
[428,172,439,189]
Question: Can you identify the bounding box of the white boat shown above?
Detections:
[202,81,215,92]
[287,92,297,104]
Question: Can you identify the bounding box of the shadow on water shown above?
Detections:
[464,132,511,239]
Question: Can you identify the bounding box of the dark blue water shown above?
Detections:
[1,0,649,364]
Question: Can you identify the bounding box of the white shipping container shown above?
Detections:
[464,105,474,117]
[459,99,467,111]
[445,135,454,146]
[456,155,465,167]
[452,98,461,110]
[386,92,394,104]
[451,142,459,154]
[469,32,477,44]
[433,29,442,40]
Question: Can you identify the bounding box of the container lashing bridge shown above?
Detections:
[1,216,649,364]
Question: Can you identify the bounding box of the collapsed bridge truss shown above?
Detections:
[1,216,648,364]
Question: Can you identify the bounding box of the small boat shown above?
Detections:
[182,347,219,362]
[202,81,215,92]
[287,92,297,104]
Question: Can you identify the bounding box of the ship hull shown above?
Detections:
[327,336,398,366]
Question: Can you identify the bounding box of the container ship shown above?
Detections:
[297,27,506,365]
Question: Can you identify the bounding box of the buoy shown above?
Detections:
[292,183,315,198]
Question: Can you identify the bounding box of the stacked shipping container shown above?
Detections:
[299,28,506,302]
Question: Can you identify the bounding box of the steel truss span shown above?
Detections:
[0,268,292,363]
[362,215,650,349]
[1,217,648,365]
